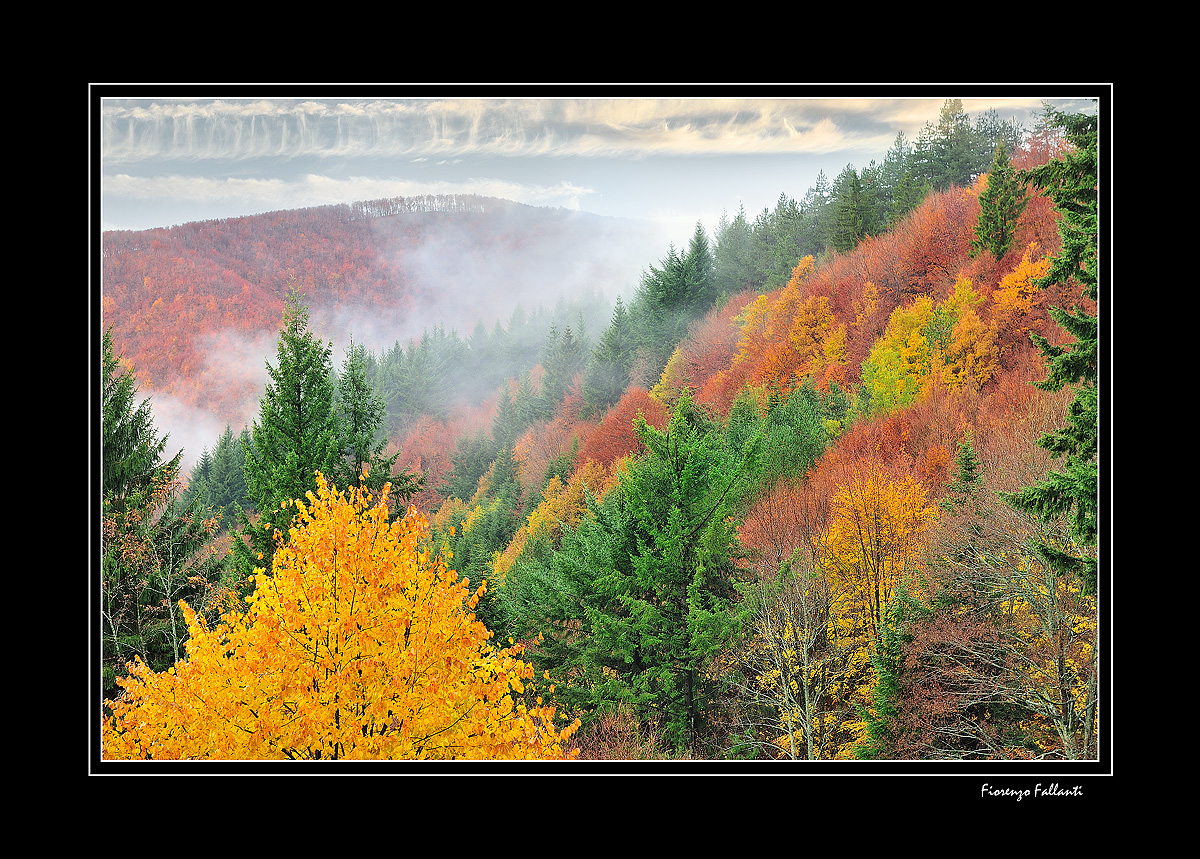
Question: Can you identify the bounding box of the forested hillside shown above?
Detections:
[99,101,1101,764]
[101,193,659,437]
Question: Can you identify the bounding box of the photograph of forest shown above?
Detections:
[93,90,1106,782]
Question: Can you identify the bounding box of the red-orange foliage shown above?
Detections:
[711,185,992,408]
[891,187,979,298]
[680,291,757,408]
[806,375,976,508]
[513,376,597,503]
[101,198,639,446]
[395,396,497,513]
[576,387,669,469]
[738,479,832,581]
[394,415,458,513]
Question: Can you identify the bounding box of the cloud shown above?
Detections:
[101,96,987,165]
[98,94,1097,233]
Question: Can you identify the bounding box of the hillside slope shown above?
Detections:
[101,195,667,443]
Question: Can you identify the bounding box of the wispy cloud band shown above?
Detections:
[101,97,937,164]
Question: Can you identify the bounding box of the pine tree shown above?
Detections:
[943,430,984,508]
[755,194,805,290]
[103,327,176,512]
[831,167,870,253]
[332,339,421,504]
[443,429,500,502]
[800,172,834,256]
[913,99,981,192]
[101,328,226,697]
[540,323,588,411]
[971,142,1028,260]
[233,288,340,580]
[581,295,634,416]
[581,393,760,753]
[207,424,250,515]
[712,205,759,294]
[183,447,214,507]
[1003,106,1099,592]
[683,221,716,308]
[853,586,920,759]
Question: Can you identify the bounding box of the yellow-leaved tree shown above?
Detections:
[102,472,580,761]
[824,467,935,756]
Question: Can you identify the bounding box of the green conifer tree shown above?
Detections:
[1003,106,1099,592]
[332,339,421,504]
[183,447,214,507]
[971,142,1028,260]
[585,392,760,753]
[831,167,869,253]
[101,328,226,697]
[712,205,759,294]
[233,288,340,580]
[683,221,717,308]
[942,429,984,510]
[207,424,250,516]
[853,587,920,760]
[581,295,634,416]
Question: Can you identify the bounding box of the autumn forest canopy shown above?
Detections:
[98,100,1102,765]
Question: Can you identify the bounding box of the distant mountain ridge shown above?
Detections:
[100,194,669,438]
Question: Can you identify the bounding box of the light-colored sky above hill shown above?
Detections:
[96,87,1103,244]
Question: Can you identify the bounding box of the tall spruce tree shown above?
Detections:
[971,142,1028,260]
[101,328,226,697]
[712,205,759,295]
[1003,106,1099,592]
[233,289,340,580]
[103,327,176,511]
[942,430,984,510]
[831,166,870,253]
[683,221,717,308]
[332,339,421,505]
[576,393,760,753]
[182,447,214,507]
[208,425,251,515]
[581,294,635,416]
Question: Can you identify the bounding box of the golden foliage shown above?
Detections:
[491,459,617,585]
[989,242,1052,352]
[102,473,579,760]
[826,468,935,645]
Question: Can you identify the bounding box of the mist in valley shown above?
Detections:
[129,202,678,479]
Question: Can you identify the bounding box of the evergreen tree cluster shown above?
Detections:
[230,288,423,582]
[371,291,611,433]
[581,222,721,416]
[101,328,228,698]
[182,424,251,520]
[493,392,763,754]
[1003,107,1099,592]
[704,99,1026,285]
[971,142,1029,261]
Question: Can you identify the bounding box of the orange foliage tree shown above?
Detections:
[726,257,819,395]
[511,377,595,506]
[576,387,669,469]
[987,242,1052,360]
[102,473,579,761]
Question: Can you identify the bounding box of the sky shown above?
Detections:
[95,88,1102,244]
